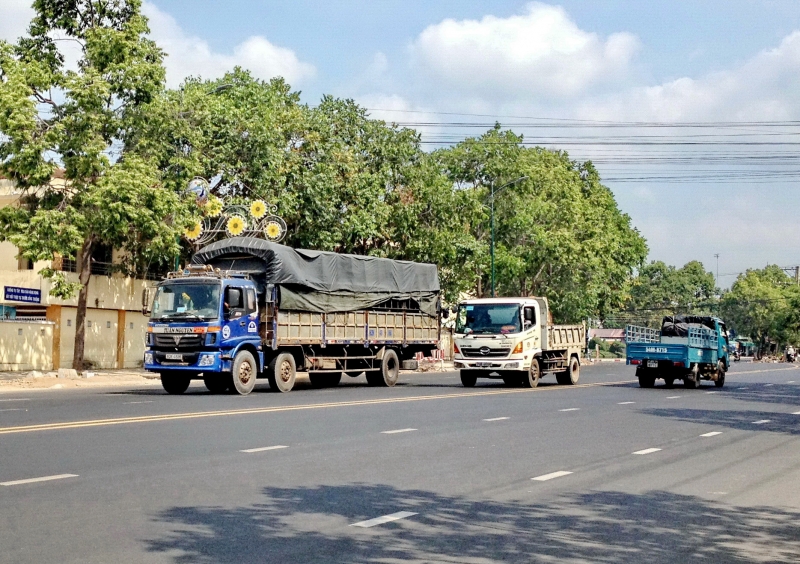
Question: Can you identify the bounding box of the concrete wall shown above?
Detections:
[55,307,147,370]
[0,320,54,371]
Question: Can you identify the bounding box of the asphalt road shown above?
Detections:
[1,362,799,563]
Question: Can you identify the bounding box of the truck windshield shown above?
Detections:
[152,283,220,321]
[455,304,521,335]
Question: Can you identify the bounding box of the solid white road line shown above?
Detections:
[240,445,288,453]
[0,408,27,412]
[666,396,681,399]
[618,401,635,405]
[532,470,573,481]
[633,448,662,455]
[559,408,580,412]
[752,420,771,425]
[350,511,417,528]
[1,474,78,486]
[381,428,417,434]
[483,417,510,422]
[0,398,30,402]
[700,431,723,437]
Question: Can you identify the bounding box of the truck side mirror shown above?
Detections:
[142,288,151,315]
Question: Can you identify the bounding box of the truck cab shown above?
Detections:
[143,266,263,395]
[452,297,584,388]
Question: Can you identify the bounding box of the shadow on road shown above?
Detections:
[643,407,800,436]
[145,484,800,563]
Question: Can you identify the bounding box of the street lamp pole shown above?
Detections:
[490,176,528,297]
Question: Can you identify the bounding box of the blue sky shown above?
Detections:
[3,1,800,285]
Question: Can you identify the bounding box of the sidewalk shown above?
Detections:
[0,367,160,392]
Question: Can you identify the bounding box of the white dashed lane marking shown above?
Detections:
[351,511,417,528]
[752,420,771,425]
[666,396,681,399]
[483,417,509,422]
[0,398,30,402]
[700,431,723,437]
[559,408,580,412]
[381,428,417,434]
[0,408,27,412]
[124,401,154,405]
[618,402,635,405]
[705,391,718,394]
[240,445,288,453]
[633,448,662,455]
[532,470,573,481]
[765,384,775,387]
[793,411,800,415]
[1,474,78,486]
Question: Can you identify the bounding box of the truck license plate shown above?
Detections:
[647,360,658,368]
[166,353,183,361]
[474,362,493,368]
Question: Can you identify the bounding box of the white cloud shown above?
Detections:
[0,0,33,44]
[579,31,800,122]
[142,2,315,88]
[410,2,639,100]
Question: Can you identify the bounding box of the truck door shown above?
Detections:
[718,321,729,364]
[523,306,537,350]
[221,286,258,348]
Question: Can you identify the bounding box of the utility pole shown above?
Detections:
[489,176,528,297]
[795,266,799,285]
[714,253,720,286]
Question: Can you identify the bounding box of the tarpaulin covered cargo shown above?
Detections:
[661,315,716,337]
[192,237,440,316]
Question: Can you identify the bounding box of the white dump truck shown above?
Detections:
[452,297,585,387]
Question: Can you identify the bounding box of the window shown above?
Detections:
[129,322,134,330]
[106,321,111,329]
[67,319,72,327]
[246,288,257,314]
[523,307,536,329]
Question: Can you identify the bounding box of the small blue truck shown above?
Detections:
[142,237,441,395]
[625,315,729,389]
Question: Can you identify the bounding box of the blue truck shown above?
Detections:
[625,315,729,389]
[142,237,441,395]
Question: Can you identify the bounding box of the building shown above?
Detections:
[588,328,625,343]
[0,175,153,371]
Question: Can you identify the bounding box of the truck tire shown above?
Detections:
[161,372,190,395]
[230,350,258,395]
[309,372,342,388]
[460,370,478,387]
[638,374,655,388]
[521,361,540,388]
[267,353,296,393]
[714,360,726,388]
[556,356,580,385]
[203,373,229,394]
[380,349,400,387]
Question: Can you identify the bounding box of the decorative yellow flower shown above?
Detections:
[265,221,283,240]
[184,221,203,241]
[226,215,247,237]
[204,195,223,217]
[250,200,267,219]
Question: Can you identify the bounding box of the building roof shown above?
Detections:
[590,328,625,339]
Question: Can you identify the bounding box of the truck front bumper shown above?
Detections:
[454,359,523,370]
[143,350,232,374]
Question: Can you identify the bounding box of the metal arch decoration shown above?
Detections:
[183,179,287,245]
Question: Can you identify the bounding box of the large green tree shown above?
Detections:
[720,265,800,352]
[436,127,648,322]
[0,0,191,369]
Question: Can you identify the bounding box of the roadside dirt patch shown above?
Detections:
[0,370,161,392]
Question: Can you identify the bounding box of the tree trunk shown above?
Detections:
[72,235,95,371]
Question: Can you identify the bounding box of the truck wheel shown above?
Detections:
[522,361,540,388]
[161,372,190,395]
[379,349,400,387]
[203,373,229,394]
[638,375,655,388]
[230,350,258,395]
[267,353,296,393]
[460,370,478,387]
[715,361,726,388]
[556,357,580,385]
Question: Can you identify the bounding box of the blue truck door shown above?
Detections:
[221,285,256,348]
[717,321,729,366]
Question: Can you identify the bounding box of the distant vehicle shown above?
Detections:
[625,315,729,389]
[452,297,585,387]
[143,238,441,395]
[786,346,796,363]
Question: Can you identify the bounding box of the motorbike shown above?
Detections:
[732,350,741,362]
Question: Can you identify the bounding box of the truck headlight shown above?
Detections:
[198,354,215,367]
[144,352,154,365]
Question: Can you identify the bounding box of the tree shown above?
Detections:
[436,127,647,322]
[614,260,718,327]
[720,266,800,353]
[0,0,192,369]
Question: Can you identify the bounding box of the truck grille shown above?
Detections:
[460,347,511,358]
[153,334,203,350]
